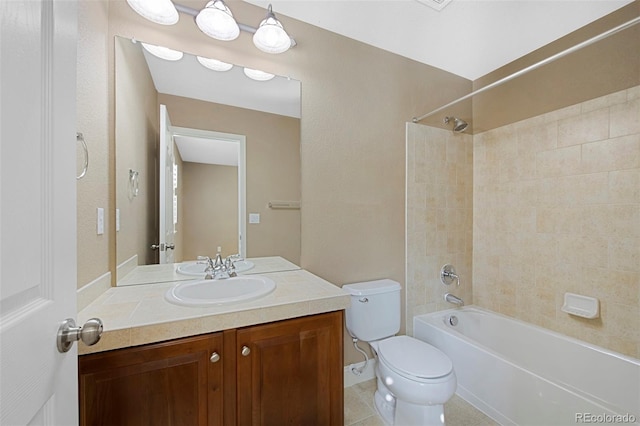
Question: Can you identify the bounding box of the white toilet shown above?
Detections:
[343,279,457,426]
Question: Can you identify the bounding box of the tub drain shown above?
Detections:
[448,315,458,326]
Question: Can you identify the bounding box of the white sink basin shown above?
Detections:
[176,259,255,276]
[165,275,276,307]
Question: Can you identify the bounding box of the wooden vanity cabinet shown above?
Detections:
[79,311,343,426]
[78,333,224,426]
[235,310,344,426]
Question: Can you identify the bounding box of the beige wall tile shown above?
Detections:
[609,169,640,203]
[581,90,627,113]
[610,97,640,138]
[558,108,609,148]
[473,87,640,358]
[536,145,582,178]
[581,134,640,173]
[609,237,640,272]
[406,124,473,326]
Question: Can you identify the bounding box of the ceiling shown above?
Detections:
[141,45,301,118]
[245,0,634,81]
[174,134,239,165]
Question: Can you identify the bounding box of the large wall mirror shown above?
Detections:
[115,36,301,283]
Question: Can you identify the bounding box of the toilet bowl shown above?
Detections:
[343,279,457,425]
[373,336,456,425]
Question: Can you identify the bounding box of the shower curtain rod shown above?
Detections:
[412,15,640,124]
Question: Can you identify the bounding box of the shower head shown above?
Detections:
[444,116,469,133]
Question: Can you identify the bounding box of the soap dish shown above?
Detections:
[561,292,599,319]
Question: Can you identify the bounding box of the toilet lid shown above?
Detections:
[377,336,453,379]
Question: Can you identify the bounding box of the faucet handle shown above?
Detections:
[440,264,460,286]
[196,255,211,264]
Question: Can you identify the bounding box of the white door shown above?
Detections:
[159,105,176,263]
[0,0,79,425]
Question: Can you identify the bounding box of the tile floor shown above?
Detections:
[344,379,498,426]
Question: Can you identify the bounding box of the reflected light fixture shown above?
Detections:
[126,0,179,25]
[141,42,184,61]
[195,0,240,41]
[197,56,233,72]
[253,4,292,54]
[126,1,295,54]
[243,67,275,81]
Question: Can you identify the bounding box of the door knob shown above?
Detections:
[151,243,163,251]
[166,243,175,250]
[241,345,251,356]
[57,318,103,353]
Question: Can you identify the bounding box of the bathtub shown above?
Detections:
[414,306,639,426]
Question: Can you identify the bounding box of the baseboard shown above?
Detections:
[77,271,111,311]
[116,254,138,282]
[344,359,377,387]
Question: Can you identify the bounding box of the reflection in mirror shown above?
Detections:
[115,36,301,285]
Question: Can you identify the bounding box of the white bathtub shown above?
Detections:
[414,306,639,426]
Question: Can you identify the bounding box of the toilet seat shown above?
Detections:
[377,336,453,380]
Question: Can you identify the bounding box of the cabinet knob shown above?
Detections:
[210,352,220,363]
[241,345,251,356]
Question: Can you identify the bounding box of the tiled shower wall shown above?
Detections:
[473,86,640,358]
[406,124,473,334]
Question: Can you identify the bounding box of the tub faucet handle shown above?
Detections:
[441,264,460,286]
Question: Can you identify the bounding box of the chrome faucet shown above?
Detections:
[197,256,216,280]
[444,293,464,306]
[212,254,230,279]
[197,254,240,279]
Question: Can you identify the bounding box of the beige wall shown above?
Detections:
[159,94,302,264]
[104,0,472,304]
[406,124,473,334]
[115,36,159,272]
[73,0,471,365]
[77,0,110,288]
[181,162,239,260]
[473,85,640,358]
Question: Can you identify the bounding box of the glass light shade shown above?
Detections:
[243,68,275,81]
[126,0,179,25]
[197,56,233,72]
[141,43,184,61]
[253,15,291,54]
[195,0,240,41]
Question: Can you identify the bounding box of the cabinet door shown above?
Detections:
[79,333,224,426]
[236,311,344,426]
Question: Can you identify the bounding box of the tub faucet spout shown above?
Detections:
[444,293,464,306]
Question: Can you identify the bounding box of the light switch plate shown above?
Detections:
[249,213,260,224]
[97,208,104,235]
[116,208,120,232]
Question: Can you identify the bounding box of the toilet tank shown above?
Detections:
[343,279,401,342]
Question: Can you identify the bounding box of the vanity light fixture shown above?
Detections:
[126,0,179,25]
[252,4,292,54]
[126,1,295,54]
[141,42,184,61]
[195,0,240,41]
[196,56,233,71]
[243,67,275,81]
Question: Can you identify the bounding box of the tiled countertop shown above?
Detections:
[78,267,350,355]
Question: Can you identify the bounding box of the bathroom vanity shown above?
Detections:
[77,264,348,425]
